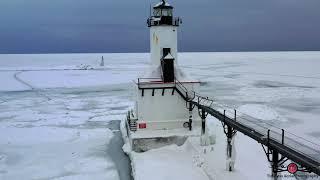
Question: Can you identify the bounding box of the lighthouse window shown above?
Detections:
[154,9,172,17]
[161,9,172,16]
[154,9,161,16]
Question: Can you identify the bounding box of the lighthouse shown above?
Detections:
[123,0,201,152]
[148,0,180,76]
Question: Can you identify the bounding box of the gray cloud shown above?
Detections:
[0,0,319,53]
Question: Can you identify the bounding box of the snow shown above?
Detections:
[0,71,29,91]
[0,127,118,180]
[0,53,137,179]
[18,70,131,89]
[0,52,320,179]
[0,53,146,91]
[163,53,174,60]
[154,2,171,8]
[237,104,285,122]
[123,117,269,180]
[132,144,208,180]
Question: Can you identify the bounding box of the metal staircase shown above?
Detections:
[127,110,137,132]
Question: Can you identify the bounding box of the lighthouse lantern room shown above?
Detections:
[124,0,201,151]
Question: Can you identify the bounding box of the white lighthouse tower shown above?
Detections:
[122,0,202,152]
[149,0,178,69]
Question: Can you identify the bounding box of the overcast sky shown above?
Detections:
[0,0,320,53]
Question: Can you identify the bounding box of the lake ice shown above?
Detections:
[0,52,320,179]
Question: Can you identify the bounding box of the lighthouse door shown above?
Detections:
[161,48,175,82]
[163,48,171,57]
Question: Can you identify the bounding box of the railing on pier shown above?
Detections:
[174,79,320,176]
[137,78,164,89]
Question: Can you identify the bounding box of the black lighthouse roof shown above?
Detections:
[154,0,173,9]
[147,0,181,27]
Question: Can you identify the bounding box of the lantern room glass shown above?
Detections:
[161,9,172,16]
[153,9,173,17]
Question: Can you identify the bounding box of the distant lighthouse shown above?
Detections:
[147,0,181,82]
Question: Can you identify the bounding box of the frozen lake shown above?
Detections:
[0,52,320,179]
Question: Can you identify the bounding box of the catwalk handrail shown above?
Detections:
[173,78,320,175]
